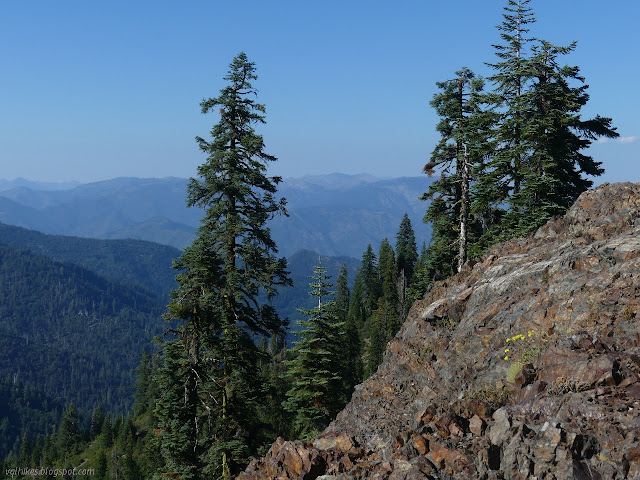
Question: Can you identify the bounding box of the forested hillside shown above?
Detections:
[0,223,179,299]
[0,244,165,432]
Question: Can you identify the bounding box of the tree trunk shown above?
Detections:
[458,144,470,272]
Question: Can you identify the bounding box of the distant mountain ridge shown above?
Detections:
[0,177,81,191]
[0,174,432,257]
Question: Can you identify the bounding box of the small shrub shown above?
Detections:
[437,317,458,330]
[503,330,540,383]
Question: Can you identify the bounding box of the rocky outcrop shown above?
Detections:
[239,183,640,479]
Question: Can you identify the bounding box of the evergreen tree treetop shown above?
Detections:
[492,0,536,62]
[284,259,346,439]
[181,51,291,336]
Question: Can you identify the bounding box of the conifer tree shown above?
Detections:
[95,450,108,480]
[30,435,42,467]
[365,239,398,376]
[504,40,617,234]
[18,433,32,467]
[155,52,289,480]
[476,1,617,241]
[346,245,380,337]
[100,415,113,449]
[58,403,80,459]
[395,214,418,284]
[358,245,380,318]
[335,264,363,391]
[284,260,346,440]
[334,264,351,323]
[395,214,418,317]
[256,332,292,441]
[421,68,490,281]
[478,0,537,217]
[91,405,104,439]
[346,273,366,331]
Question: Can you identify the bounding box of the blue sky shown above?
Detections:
[1,1,637,184]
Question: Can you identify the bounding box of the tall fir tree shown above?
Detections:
[504,40,617,234]
[256,332,293,442]
[155,52,290,480]
[477,0,537,219]
[335,264,363,392]
[346,245,380,334]
[58,403,80,460]
[395,213,418,317]
[421,67,490,282]
[365,239,399,377]
[284,260,346,440]
[359,245,381,318]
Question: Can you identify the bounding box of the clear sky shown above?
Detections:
[1,0,638,184]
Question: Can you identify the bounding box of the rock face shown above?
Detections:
[239,183,640,479]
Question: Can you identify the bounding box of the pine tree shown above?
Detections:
[476,1,617,242]
[334,264,351,323]
[505,40,617,233]
[256,332,292,441]
[284,260,346,440]
[346,272,366,331]
[91,405,104,439]
[421,67,490,281]
[358,245,380,319]
[365,239,398,376]
[18,433,32,467]
[335,264,363,391]
[155,52,289,480]
[346,245,380,340]
[478,0,537,220]
[30,435,42,467]
[58,403,80,459]
[95,450,108,480]
[100,415,113,449]
[395,213,418,317]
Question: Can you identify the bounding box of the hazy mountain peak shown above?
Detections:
[284,172,382,190]
[0,178,81,192]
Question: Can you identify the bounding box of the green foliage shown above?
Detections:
[419,0,617,292]
[284,260,347,439]
[502,40,617,235]
[420,67,491,283]
[58,403,81,458]
[0,222,179,301]
[268,250,359,341]
[395,213,418,284]
[0,376,63,460]
[503,331,541,383]
[0,243,165,442]
[335,264,363,391]
[363,238,403,378]
[155,52,289,479]
[395,214,418,319]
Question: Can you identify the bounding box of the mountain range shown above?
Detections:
[0,174,432,258]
